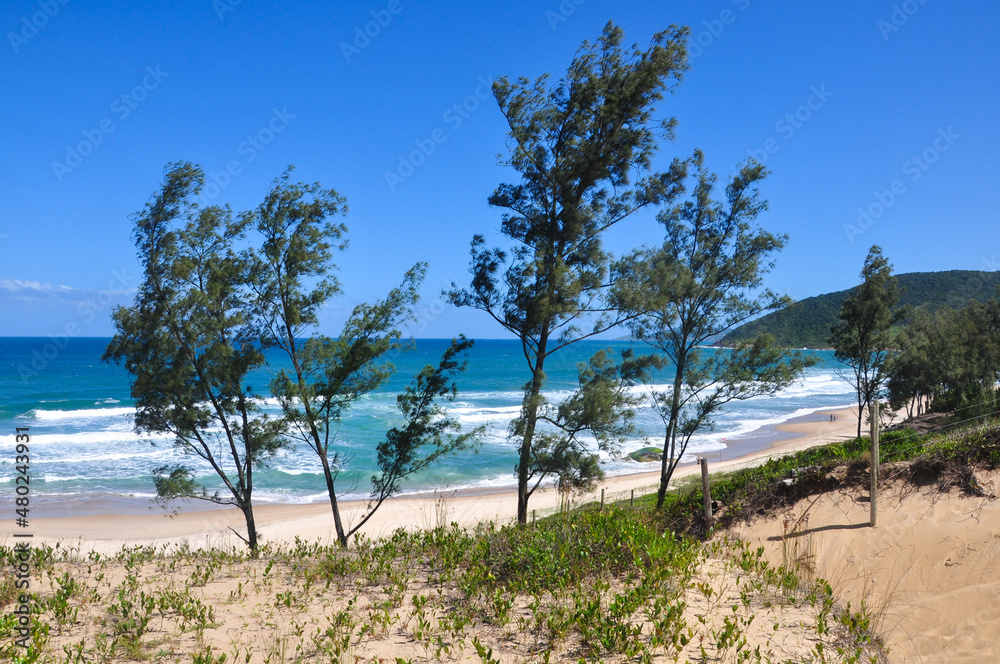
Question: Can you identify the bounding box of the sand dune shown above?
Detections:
[12,405,1000,661]
[737,472,1000,663]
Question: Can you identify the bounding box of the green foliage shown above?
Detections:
[0,572,15,607]
[464,507,697,597]
[106,573,156,643]
[368,336,483,515]
[0,473,925,663]
[448,21,690,522]
[46,571,79,630]
[108,164,482,550]
[616,153,813,506]
[650,421,1000,537]
[458,507,703,659]
[652,428,927,535]
[523,348,661,492]
[0,621,49,664]
[928,424,1000,469]
[888,300,1000,417]
[191,645,228,664]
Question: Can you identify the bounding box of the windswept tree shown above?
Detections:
[615,154,813,507]
[104,163,285,553]
[829,245,905,437]
[448,22,690,523]
[249,170,481,546]
[108,164,482,550]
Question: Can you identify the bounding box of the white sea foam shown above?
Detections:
[44,450,168,464]
[41,474,92,483]
[254,490,332,504]
[395,472,516,496]
[268,467,322,476]
[447,405,522,424]
[0,431,168,447]
[29,406,135,421]
[2,348,853,507]
[774,373,853,398]
[455,390,526,401]
[723,404,852,439]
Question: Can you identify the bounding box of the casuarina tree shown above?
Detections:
[615,153,813,508]
[829,245,904,438]
[448,22,690,523]
[248,169,481,546]
[104,162,285,553]
[108,164,481,550]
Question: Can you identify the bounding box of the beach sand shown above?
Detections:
[2,406,861,554]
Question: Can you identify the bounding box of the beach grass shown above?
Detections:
[1,504,891,663]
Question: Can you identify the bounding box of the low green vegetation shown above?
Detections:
[650,418,1000,538]
[0,498,895,663]
[7,417,1000,662]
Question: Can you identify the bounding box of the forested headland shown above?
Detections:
[721,270,1000,349]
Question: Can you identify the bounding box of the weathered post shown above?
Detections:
[870,400,879,527]
[701,457,714,531]
[600,488,605,512]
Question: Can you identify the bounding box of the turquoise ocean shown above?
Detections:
[0,338,854,516]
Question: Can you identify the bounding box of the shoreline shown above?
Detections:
[2,406,861,553]
[8,402,850,519]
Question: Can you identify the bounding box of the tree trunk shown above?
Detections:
[285,324,348,543]
[242,503,258,555]
[656,355,686,508]
[242,454,258,554]
[856,390,864,439]
[319,450,348,546]
[517,335,549,524]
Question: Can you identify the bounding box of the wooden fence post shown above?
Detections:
[870,400,879,527]
[701,457,714,531]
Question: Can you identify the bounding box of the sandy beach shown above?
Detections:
[3,406,861,554]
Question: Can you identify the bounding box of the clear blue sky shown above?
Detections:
[2,0,997,338]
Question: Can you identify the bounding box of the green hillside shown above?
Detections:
[721,270,1000,348]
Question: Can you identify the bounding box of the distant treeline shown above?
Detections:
[721,270,1000,348]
